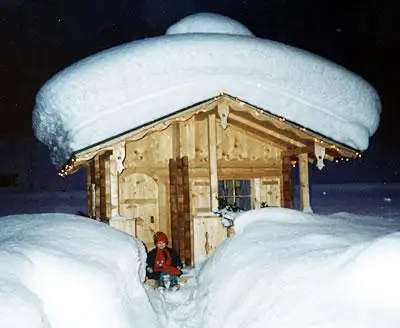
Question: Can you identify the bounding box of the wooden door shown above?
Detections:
[119,173,159,251]
[169,156,192,266]
[259,178,281,207]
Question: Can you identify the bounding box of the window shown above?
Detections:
[218,180,252,210]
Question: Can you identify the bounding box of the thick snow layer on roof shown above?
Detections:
[0,213,158,328]
[33,13,381,167]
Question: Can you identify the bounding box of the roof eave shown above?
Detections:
[59,93,362,176]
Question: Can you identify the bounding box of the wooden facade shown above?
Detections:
[62,94,359,264]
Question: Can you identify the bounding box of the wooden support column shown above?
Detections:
[158,179,170,237]
[252,178,262,209]
[298,153,310,210]
[172,122,181,158]
[94,155,101,220]
[99,154,108,219]
[100,153,112,219]
[169,157,192,265]
[86,161,95,218]
[281,156,293,208]
[109,153,119,217]
[169,158,179,253]
[182,156,191,264]
[208,113,218,211]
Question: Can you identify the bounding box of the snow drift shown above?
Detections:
[33,13,381,167]
[0,213,158,328]
[191,208,400,328]
[1,208,400,327]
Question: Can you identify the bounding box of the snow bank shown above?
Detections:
[193,208,400,327]
[0,213,158,328]
[33,13,380,167]
[2,201,400,328]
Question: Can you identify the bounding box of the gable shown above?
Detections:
[59,94,359,176]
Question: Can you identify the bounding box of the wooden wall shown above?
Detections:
[86,152,111,220]
[87,107,288,252]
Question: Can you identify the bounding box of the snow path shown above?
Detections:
[146,280,201,328]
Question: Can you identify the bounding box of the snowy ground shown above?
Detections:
[1,183,400,327]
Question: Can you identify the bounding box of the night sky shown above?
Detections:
[1,0,399,183]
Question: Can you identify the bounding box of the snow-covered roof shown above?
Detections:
[33,13,381,168]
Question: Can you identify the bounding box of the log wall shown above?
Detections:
[88,107,289,254]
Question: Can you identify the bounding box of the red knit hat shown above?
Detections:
[154,231,168,244]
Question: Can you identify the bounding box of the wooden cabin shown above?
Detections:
[60,94,359,265]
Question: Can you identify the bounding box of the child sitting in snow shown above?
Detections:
[146,231,182,288]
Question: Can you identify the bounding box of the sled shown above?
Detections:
[145,274,190,290]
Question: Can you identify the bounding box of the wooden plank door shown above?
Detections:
[169,156,191,266]
[260,178,281,207]
[119,173,159,251]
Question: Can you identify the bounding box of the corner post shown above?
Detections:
[208,112,219,212]
[298,153,310,210]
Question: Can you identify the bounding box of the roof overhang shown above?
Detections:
[59,93,361,177]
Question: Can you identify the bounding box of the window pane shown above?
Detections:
[236,196,251,210]
[239,180,251,196]
[218,179,252,210]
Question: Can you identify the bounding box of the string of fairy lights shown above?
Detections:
[58,93,362,176]
[58,157,77,177]
[224,93,363,168]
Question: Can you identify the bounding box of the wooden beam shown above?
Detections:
[122,198,158,205]
[216,159,281,169]
[104,153,111,218]
[74,98,219,161]
[157,177,170,237]
[121,165,282,179]
[208,113,219,211]
[109,153,119,217]
[229,117,291,148]
[66,94,358,176]
[172,122,181,158]
[298,153,310,210]
[227,99,311,143]
[182,156,192,265]
[89,161,96,217]
[99,153,109,219]
[221,118,288,149]
[226,95,358,157]
[169,158,179,254]
[86,162,94,217]
[252,178,261,209]
[282,145,336,163]
[218,168,282,180]
[282,145,314,157]
[229,112,305,148]
[94,155,101,220]
[281,156,293,208]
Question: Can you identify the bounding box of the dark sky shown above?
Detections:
[1,0,399,147]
